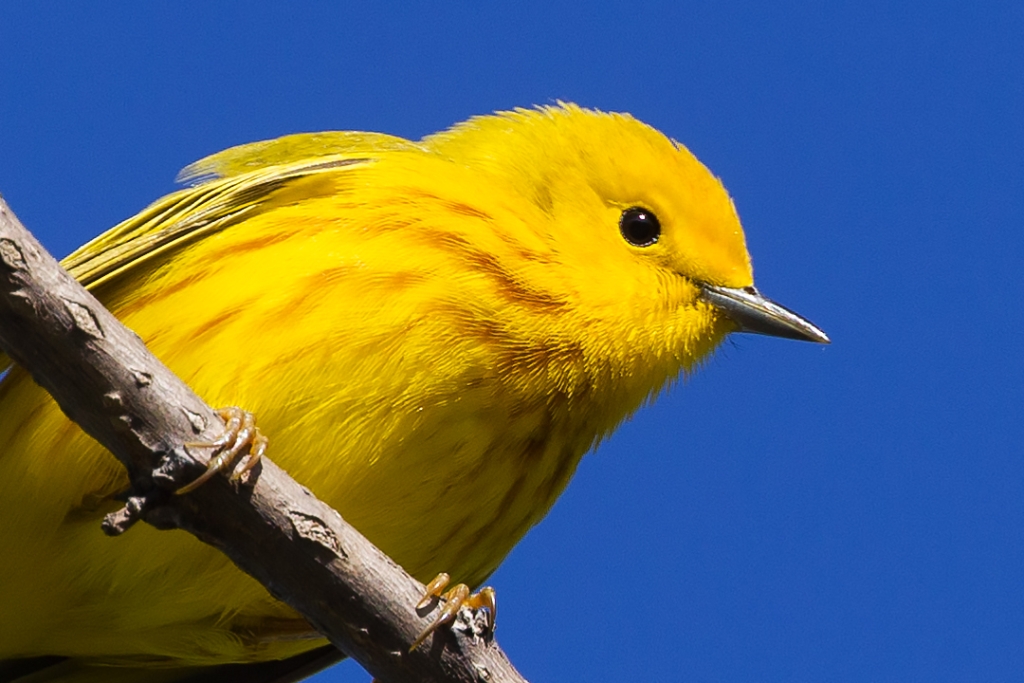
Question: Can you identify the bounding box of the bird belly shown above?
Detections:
[0,353,586,664]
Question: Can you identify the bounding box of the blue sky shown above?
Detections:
[2,3,1022,681]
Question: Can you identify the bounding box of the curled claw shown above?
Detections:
[176,407,267,495]
[410,572,497,651]
[415,572,452,611]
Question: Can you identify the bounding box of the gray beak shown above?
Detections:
[701,285,830,344]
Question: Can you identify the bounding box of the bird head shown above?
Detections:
[425,104,828,360]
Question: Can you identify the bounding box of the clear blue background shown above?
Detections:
[2,3,1022,681]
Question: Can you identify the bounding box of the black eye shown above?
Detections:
[619,207,661,247]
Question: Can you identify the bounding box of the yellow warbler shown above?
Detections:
[0,104,827,681]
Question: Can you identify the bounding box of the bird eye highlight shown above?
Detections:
[619,207,661,247]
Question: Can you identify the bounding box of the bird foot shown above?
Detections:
[176,406,267,494]
[410,572,496,651]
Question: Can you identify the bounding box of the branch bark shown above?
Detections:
[0,195,528,683]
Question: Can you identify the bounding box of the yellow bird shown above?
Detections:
[0,104,827,682]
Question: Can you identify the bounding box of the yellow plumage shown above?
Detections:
[0,104,823,676]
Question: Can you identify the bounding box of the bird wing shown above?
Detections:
[65,158,381,290]
[61,129,422,289]
[1,131,420,392]
[0,644,344,683]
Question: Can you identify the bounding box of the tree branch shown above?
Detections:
[0,195,527,683]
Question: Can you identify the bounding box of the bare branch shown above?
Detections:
[0,196,527,683]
